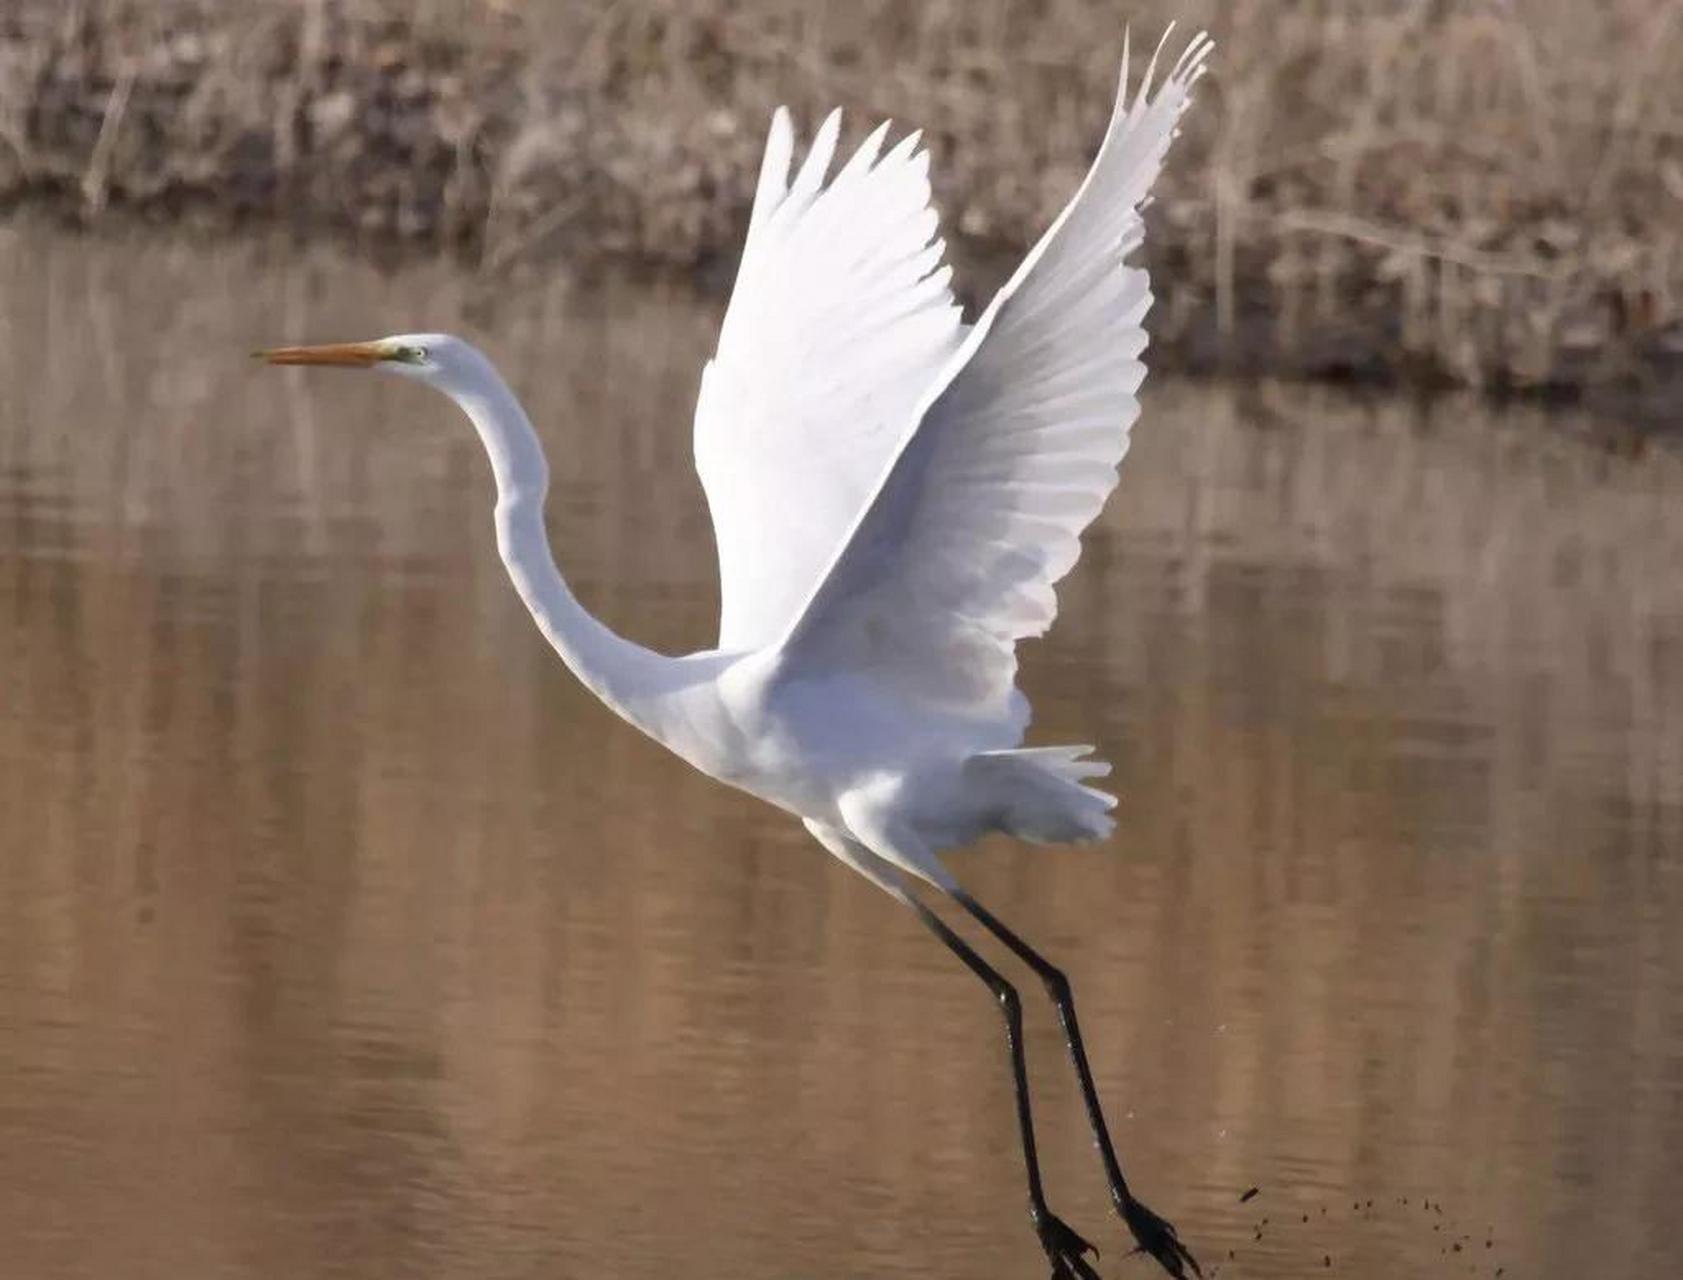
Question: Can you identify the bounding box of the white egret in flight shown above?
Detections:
[261,29,1211,1279]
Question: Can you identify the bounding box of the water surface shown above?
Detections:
[2,226,1681,1279]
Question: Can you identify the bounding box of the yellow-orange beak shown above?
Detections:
[254,341,389,367]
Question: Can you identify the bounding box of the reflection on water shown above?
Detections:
[2,226,1681,1280]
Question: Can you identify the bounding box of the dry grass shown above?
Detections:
[2,0,1681,412]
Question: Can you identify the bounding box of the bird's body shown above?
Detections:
[715,651,1039,881]
[450,347,1050,887]
[261,28,1212,1279]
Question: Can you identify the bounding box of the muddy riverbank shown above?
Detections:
[4,1,1680,426]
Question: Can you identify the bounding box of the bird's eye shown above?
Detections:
[395,344,428,365]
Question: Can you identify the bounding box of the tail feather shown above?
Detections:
[966,745,1117,843]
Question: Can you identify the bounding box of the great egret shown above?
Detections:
[260,29,1211,1280]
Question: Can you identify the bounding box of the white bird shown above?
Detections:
[261,29,1211,1280]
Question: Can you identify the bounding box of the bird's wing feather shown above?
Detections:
[775,32,1212,721]
[694,108,966,652]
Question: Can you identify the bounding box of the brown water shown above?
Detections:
[2,225,1681,1280]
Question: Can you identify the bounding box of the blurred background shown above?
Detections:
[2,3,1681,1279]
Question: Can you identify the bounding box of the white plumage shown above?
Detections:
[696,110,966,652]
[261,29,1213,1280]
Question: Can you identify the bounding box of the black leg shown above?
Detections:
[952,890,1201,1280]
[909,900,1101,1280]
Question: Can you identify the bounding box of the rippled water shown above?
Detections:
[2,225,1681,1279]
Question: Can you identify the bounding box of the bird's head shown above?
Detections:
[255,332,489,391]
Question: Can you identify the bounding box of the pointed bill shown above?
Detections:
[255,342,389,367]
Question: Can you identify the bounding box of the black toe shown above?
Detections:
[1038,1211,1103,1280]
[1122,1195,1201,1278]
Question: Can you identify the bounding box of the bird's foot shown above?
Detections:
[1119,1194,1200,1279]
[1035,1210,1103,1280]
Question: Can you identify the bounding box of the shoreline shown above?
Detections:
[4,1,1680,430]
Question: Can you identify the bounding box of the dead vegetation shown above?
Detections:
[2,0,1681,417]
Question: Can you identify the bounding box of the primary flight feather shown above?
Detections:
[261,28,1213,1280]
[695,107,966,652]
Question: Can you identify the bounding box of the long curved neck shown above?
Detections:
[449,370,682,736]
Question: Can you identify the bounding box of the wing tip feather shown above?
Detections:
[747,106,796,234]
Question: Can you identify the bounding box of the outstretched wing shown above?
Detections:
[776,32,1213,722]
[695,108,965,652]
